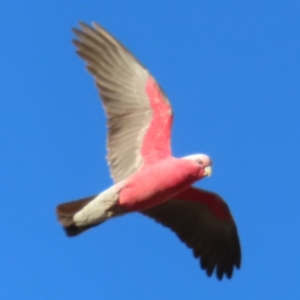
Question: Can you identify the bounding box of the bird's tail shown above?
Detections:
[56,195,98,237]
[56,186,123,237]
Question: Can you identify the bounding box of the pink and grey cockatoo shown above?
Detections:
[56,22,241,280]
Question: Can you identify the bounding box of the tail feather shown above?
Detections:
[61,222,101,237]
[56,195,97,237]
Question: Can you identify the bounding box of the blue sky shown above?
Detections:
[1,1,300,299]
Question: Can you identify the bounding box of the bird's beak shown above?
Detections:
[204,166,212,177]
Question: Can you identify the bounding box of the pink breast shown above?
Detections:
[118,158,200,211]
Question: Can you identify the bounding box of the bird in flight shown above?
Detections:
[56,22,241,280]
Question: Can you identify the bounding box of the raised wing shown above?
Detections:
[73,23,173,183]
[141,187,241,280]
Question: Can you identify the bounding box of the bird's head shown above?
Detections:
[182,154,212,178]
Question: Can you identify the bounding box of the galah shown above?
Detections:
[56,22,241,280]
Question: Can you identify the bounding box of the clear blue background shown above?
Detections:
[1,1,300,299]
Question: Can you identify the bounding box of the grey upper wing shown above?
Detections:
[73,22,153,183]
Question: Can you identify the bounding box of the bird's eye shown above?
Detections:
[197,159,203,166]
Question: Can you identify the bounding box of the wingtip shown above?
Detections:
[72,22,94,37]
[235,258,241,269]
[72,27,82,38]
[91,21,99,29]
[200,255,239,280]
[78,21,88,29]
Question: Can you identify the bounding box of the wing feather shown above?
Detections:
[73,22,173,182]
[141,187,241,280]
